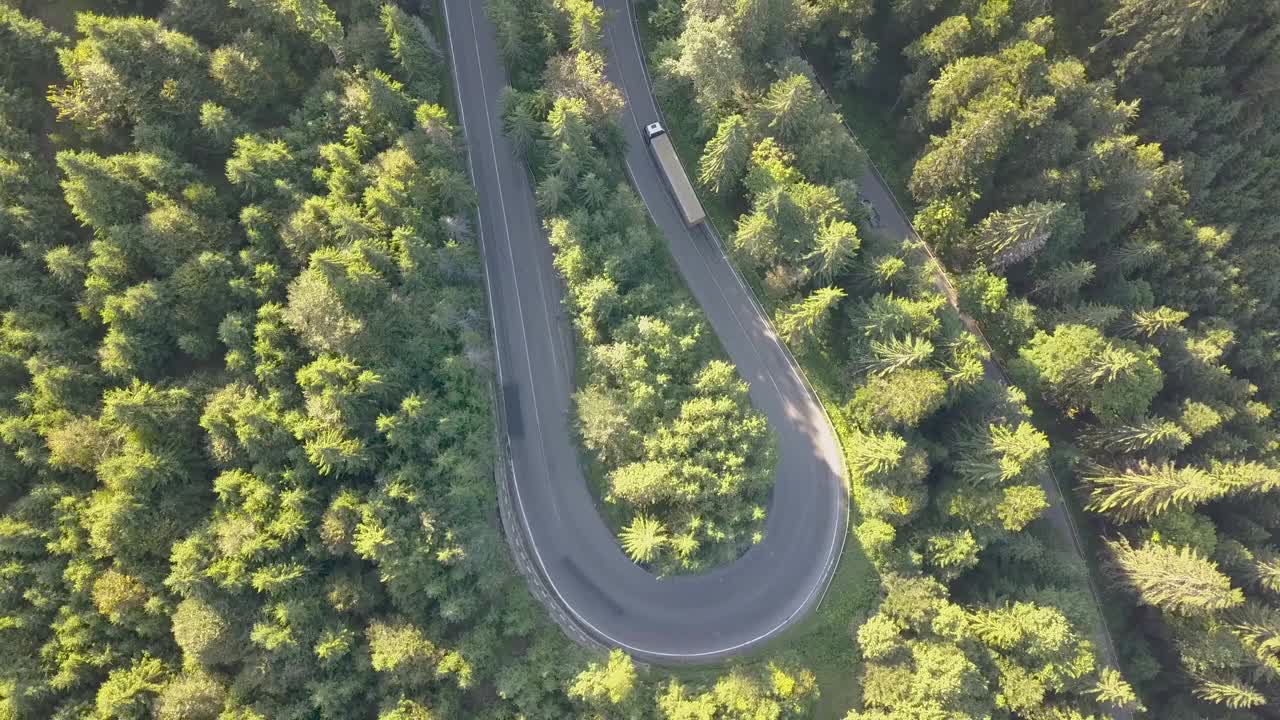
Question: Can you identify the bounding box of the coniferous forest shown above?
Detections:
[2,0,1280,718]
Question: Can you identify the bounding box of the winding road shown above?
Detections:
[440,1,1130,710]
[441,0,848,662]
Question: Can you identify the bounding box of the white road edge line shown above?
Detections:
[613,0,848,608]
[446,0,838,659]
[443,0,503,388]
[608,2,844,608]
[455,1,558,526]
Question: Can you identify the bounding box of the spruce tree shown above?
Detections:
[1086,463,1225,521]
[698,114,752,196]
[1107,538,1243,615]
[776,286,846,348]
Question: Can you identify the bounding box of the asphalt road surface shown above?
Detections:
[441,0,849,662]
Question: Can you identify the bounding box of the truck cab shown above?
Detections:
[645,122,666,142]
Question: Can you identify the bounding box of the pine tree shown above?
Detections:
[863,335,934,376]
[1085,462,1225,521]
[505,99,541,161]
[735,210,779,268]
[1011,324,1163,423]
[1231,604,1280,675]
[699,114,752,196]
[608,461,678,507]
[569,649,639,709]
[757,74,821,142]
[953,422,1049,486]
[559,0,605,52]
[1087,343,1143,383]
[1032,260,1096,303]
[845,430,907,479]
[670,532,700,564]
[840,35,879,88]
[1106,538,1243,615]
[233,0,346,64]
[776,286,846,349]
[536,175,570,214]
[1080,417,1190,455]
[1041,303,1125,332]
[806,220,860,283]
[908,95,1018,201]
[1096,0,1229,79]
[93,655,170,719]
[1212,461,1280,496]
[545,97,592,158]
[974,201,1068,268]
[1091,668,1140,711]
[381,4,442,102]
[1251,553,1280,594]
[377,700,436,720]
[1192,677,1266,709]
[154,671,226,720]
[665,14,745,115]
[579,172,609,210]
[620,514,668,564]
[1125,306,1190,338]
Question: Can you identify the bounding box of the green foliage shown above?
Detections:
[698,113,751,196]
[381,4,442,103]
[568,648,637,710]
[1097,0,1228,80]
[153,671,226,720]
[971,200,1081,269]
[641,1,1233,715]
[488,0,566,88]
[1085,462,1225,521]
[952,421,1049,487]
[883,9,1280,707]
[0,6,66,94]
[50,14,212,145]
[954,267,1036,352]
[11,0,1280,715]
[846,429,929,531]
[640,1,1150,711]
[93,655,169,720]
[656,662,818,719]
[848,572,1113,718]
[1191,677,1267,709]
[863,334,934,377]
[659,13,743,116]
[776,286,846,349]
[619,514,668,565]
[0,4,597,719]
[513,34,777,574]
[1011,324,1163,424]
[1107,538,1244,615]
[846,367,947,429]
[809,219,861,282]
[232,0,345,61]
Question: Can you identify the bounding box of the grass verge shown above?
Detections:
[654,527,878,719]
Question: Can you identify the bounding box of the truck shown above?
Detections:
[644,122,706,227]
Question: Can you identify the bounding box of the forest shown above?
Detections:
[0,0,808,718]
[640,0,1280,716]
[1,0,1278,718]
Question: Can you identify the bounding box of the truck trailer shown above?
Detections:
[644,122,706,227]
